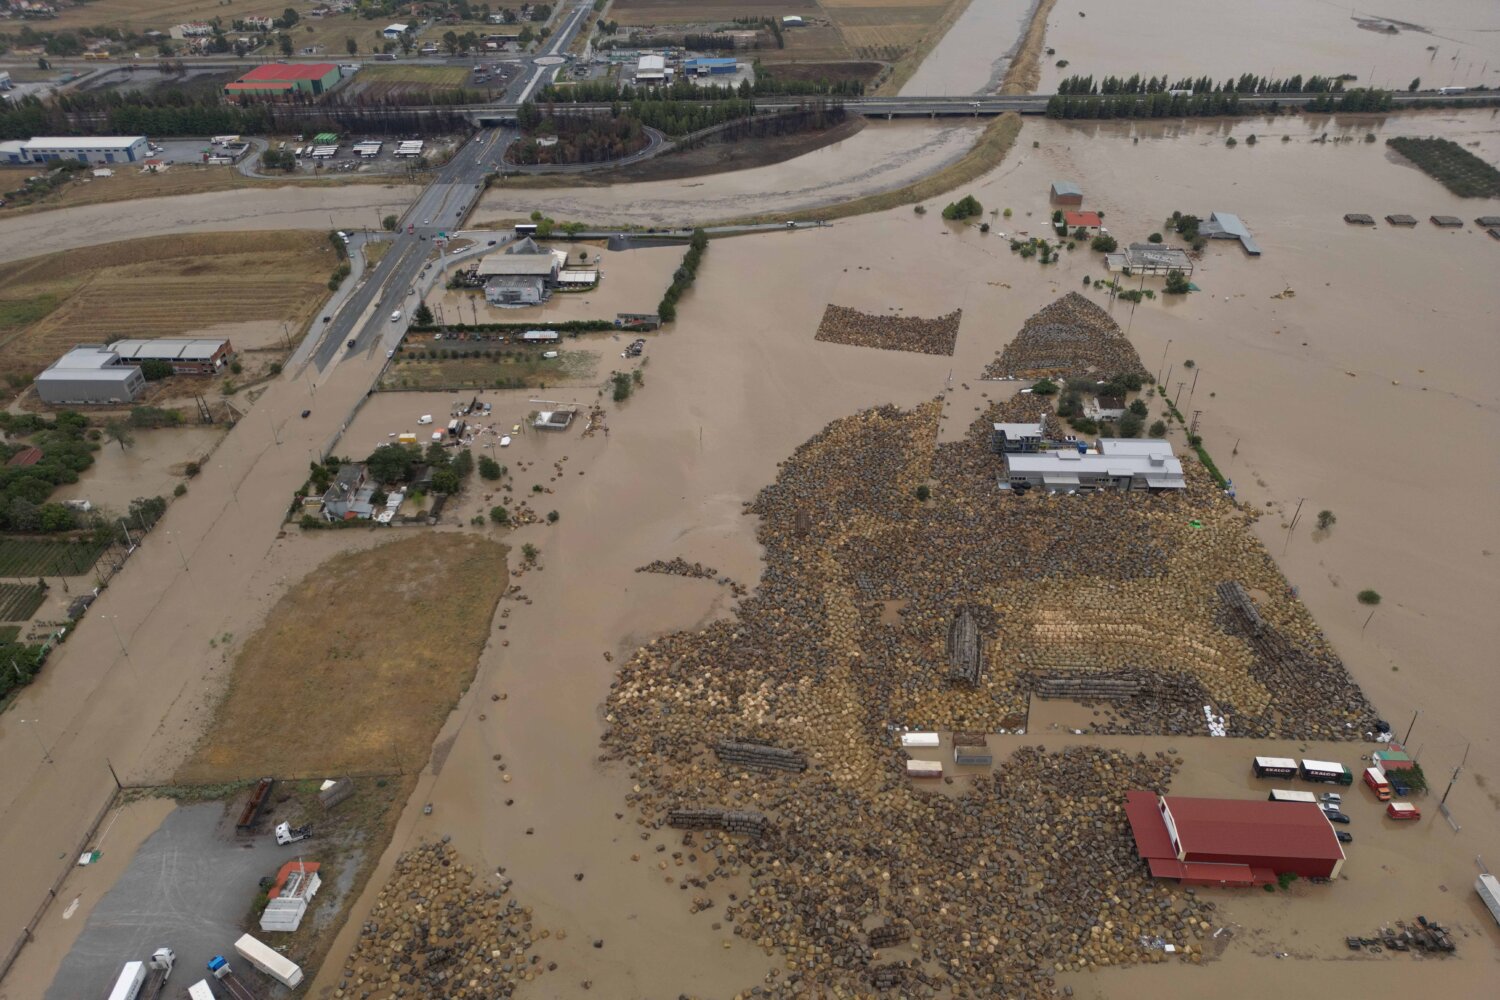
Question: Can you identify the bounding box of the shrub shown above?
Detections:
[479,456,503,480]
[521,542,539,562]
[546,509,559,523]
[1148,420,1167,438]
[1357,590,1381,605]
[1128,399,1148,417]
[913,204,926,215]
[1164,270,1191,295]
[1090,234,1117,253]
[489,505,509,524]
[942,195,983,221]
[1147,232,1163,243]
[1316,510,1336,531]
[174,483,187,496]
[1031,378,1058,396]
[184,461,200,477]
[915,484,930,501]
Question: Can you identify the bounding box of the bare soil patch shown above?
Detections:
[175,533,509,782]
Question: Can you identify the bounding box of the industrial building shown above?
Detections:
[1200,210,1261,255]
[1104,242,1194,276]
[478,238,564,306]
[1002,439,1185,493]
[683,57,739,76]
[1049,180,1083,206]
[12,136,149,165]
[225,63,342,99]
[989,421,1045,454]
[383,23,410,38]
[635,54,668,85]
[34,346,146,405]
[1126,791,1345,885]
[109,338,234,374]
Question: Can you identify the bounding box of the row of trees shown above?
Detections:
[1045,91,1246,119]
[537,67,863,105]
[659,229,708,324]
[362,439,476,495]
[1057,73,1350,96]
[509,109,648,165]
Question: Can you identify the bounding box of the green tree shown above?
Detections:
[366,443,419,483]
[546,509,559,523]
[103,419,133,451]
[521,542,539,563]
[1118,413,1143,437]
[611,371,632,402]
[1316,510,1336,531]
[1128,399,1148,417]
[1147,232,1163,243]
[382,214,397,231]
[443,30,460,54]
[346,36,358,55]
[431,466,461,494]
[1031,378,1058,396]
[38,503,75,532]
[915,484,930,501]
[1357,589,1381,605]
[1149,419,1167,438]
[1090,234,1118,253]
[414,302,434,326]
[139,359,174,381]
[1164,269,1192,295]
[278,33,293,57]
[1408,77,1420,92]
[478,455,503,480]
[489,504,509,524]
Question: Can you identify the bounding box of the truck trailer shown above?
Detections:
[234,933,304,987]
[1477,874,1500,928]
[105,948,175,1000]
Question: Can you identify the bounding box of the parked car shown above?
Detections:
[1336,831,1353,843]
[1320,793,1342,806]
[301,409,311,419]
[1324,810,1351,824]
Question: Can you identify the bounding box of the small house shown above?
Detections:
[382,23,410,39]
[1063,210,1102,233]
[1049,180,1083,206]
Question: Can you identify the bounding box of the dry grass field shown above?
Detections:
[176,533,509,783]
[343,63,471,101]
[41,0,396,57]
[381,348,599,391]
[0,231,335,380]
[610,0,818,26]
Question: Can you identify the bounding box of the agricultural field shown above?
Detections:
[0,232,335,382]
[342,64,473,101]
[0,538,108,578]
[611,0,819,26]
[0,583,47,622]
[381,347,599,391]
[1386,136,1500,198]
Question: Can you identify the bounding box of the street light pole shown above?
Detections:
[19,719,53,765]
[166,531,189,571]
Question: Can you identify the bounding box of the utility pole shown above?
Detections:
[1190,410,1202,437]
[19,719,53,765]
[1282,497,1305,554]
[1440,744,1471,806]
[1174,381,1186,408]
[1402,709,1419,745]
[1157,339,1172,385]
[1187,366,1201,407]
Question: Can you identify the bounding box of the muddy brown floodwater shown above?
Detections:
[900,0,1037,96]
[1038,0,1500,94]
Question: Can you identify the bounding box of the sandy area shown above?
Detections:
[475,120,983,227]
[0,185,421,264]
[1038,0,1500,94]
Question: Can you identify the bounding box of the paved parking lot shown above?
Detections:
[45,803,289,1000]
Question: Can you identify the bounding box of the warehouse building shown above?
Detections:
[683,57,739,76]
[1200,210,1261,255]
[1002,439,1185,493]
[1126,791,1345,885]
[17,136,149,165]
[109,338,234,375]
[636,54,668,85]
[224,62,343,99]
[1049,180,1083,206]
[1105,242,1194,276]
[35,346,146,405]
[478,238,564,305]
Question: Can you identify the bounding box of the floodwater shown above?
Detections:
[425,242,681,324]
[900,0,1037,96]
[474,120,982,227]
[71,426,225,516]
[1038,0,1500,94]
[0,184,422,264]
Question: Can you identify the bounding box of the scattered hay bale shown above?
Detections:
[815,304,961,356]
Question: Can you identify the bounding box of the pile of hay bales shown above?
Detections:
[982,292,1150,380]
[815,304,962,356]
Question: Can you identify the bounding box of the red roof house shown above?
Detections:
[1064,210,1103,230]
[1125,791,1344,886]
[6,447,44,467]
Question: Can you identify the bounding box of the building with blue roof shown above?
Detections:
[684,57,739,76]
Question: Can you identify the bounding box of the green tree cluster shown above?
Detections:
[942,195,983,221]
[658,228,709,323]
[0,411,96,533]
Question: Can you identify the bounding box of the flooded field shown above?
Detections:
[70,427,224,515]
[900,0,1036,96]
[475,120,983,227]
[1038,0,1500,94]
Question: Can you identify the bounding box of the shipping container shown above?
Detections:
[1476,875,1500,928]
[899,733,940,748]
[1252,756,1298,779]
[105,963,145,1000]
[1386,802,1420,820]
[233,934,303,988]
[1267,789,1317,803]
[905,759,942,779]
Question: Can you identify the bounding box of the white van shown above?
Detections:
[390,310,403,323]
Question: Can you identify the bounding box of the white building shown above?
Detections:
[20,136,150,165]
[35,346,145,405]
[990,421,1045,453]
[636,54,667,84]
[1002,439,1185,493]
[170,22,214,39]
[383,23,410,39]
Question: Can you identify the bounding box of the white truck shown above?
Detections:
[1478,874,1500,928]
[105,948,175,1000]
[233,933,303,987]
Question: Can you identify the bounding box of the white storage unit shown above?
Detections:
[899,732,940,748]
[1477,875,1500,928]
[234,934,304,988]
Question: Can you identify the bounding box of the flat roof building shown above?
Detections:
[1049,180,1083,205]
[485,274,546,306]
[21,136,149,165]
[1201,211,1260,255]
[684,57,739,75]
[225,62,342,99]
[1104,242,1194,275]
[990,421,1045,453]
[1126,791,1345,885]
[383,23,410,38]
[35,345,146,405]
[1002,438,1185,493]
[109,337,233,374]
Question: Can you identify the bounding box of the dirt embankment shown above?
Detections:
[1001,0,1059,94]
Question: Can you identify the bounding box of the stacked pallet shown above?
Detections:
[666,808,770,838]
[715,740,808,773]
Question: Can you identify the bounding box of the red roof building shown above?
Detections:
[6,447,44,467]
[1125,791,1344,886]
[1064,210,1103,229]
[225,62,342,98]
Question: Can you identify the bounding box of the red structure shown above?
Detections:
[1125,791,1344,886]
[1063,210,1103,230]
[6,447,43,467]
